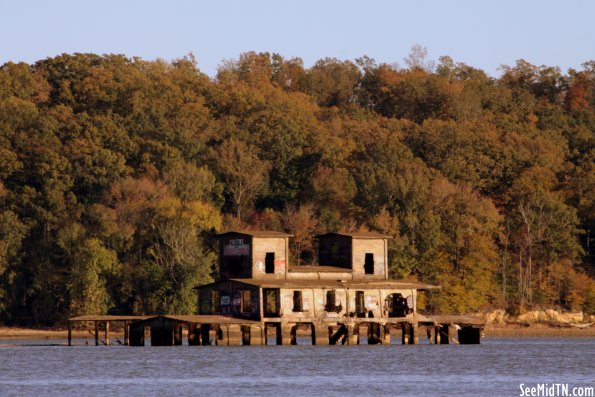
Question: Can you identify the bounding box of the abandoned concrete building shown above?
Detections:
[69,230,485,346]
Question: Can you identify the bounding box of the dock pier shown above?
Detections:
[68,230,485,347]
[68,314,484,346]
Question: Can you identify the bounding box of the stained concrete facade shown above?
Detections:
[70,232,483,347]
[217,231,291,280]
[316,233,390,280]
[197,231,427,326]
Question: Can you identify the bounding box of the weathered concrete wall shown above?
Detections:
[286,271,353,280]
[352,239,387,279]
[252,237,289,279]
[272,287,416,321]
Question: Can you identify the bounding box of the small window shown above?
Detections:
[211,290,220,313]
[264,288,280,317]
[364,253,374,274]
[241,290,251,313]
[325,290,336,312]
[265,252,275,274]
[355,291,365,316]
[293,291,303,312]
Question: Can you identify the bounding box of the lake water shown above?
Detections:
[0,338,593,396]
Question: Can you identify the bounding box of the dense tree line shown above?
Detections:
[0,50,593,325]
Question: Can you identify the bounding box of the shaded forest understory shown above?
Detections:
[0,49,593,325]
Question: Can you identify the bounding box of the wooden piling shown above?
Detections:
[434,325,441,344]
[94,321,99,346]
[67,321,72,346]
[105,321,110,346]
[124,321,129,346]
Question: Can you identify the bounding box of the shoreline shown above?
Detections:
[1,323,594,340]
[483,323,595,338]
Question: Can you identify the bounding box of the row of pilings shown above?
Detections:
[68,317,481,346]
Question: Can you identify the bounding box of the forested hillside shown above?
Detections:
[0,50,593,325]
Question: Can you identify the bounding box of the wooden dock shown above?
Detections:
[68,314,484,346]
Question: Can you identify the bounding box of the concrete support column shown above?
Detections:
[381,325,391,345]
[313,323,329,345]
[105,321,110,346]
[218,325,230,345]
[410,323,418,345]
[225,324,242,345]
[346,323,358,345]
[367,323,381,345]
[401,323,410,345]
[214,325,224,345]
[94,321,99,346]
[281,324,296,345]
[249,325,264,345]
[434,325,441,345]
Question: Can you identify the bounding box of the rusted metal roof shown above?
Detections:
[195,278,440,291]
[216,230,293,238]
[314,232,392,239]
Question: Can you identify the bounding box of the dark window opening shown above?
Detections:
[241,290,252,313]
[293,291,303,312]
[325,290,339,312]
[224,257,244,278]
[265,252,275,274]
[211,290,220,313]
[388,293,409,317]
[264,288,280,317]
[364,253,374,275]
[355,291,365,317]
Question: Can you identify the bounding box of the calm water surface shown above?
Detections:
[0,338,593,396]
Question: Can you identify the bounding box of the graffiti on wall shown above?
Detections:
[223,239,249,256]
